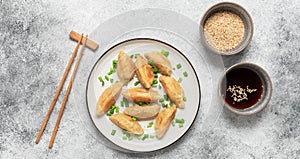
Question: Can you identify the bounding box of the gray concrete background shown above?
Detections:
[1,0,300,158]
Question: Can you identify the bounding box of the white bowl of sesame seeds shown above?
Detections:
[200,2,254,56]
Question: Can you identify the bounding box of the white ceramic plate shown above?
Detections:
[86,38,201,152]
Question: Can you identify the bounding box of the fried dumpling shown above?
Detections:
[117,51,135,83]
[155,106,177,138]
[124,104,160,120]
[144,51,172,76]
[135,55,154,89]
[122,87,160,103]
[96,82,123,115]
[109,113,144,135]
[159,76,185,108]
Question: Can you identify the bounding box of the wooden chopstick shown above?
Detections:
[35,34,84,144]
[48,35,88,149]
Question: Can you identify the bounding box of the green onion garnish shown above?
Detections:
[161,50,169,57]
[153,80,158,84]
[110,78,114,83]
[154,74,158,78]
[132,116,137,121]
[178,77,183,83]
[179,123,184,128]
[153,67,158,73]
[175,118,185,124]
[122,129,127,134]
[121,101,124,107]
[111,129,116,136]
[172,120,175,127]
[98,76,104,86]
[158,84,162,89]
[138,101,143,106]
[112,60,118,69]
[148,60,152,64]
[115,106,119,113]
[134,53,140,58]
[130,54,134,58]
[150,135,155,139]
[147,121,154,128]
[183,97,187,102]
[105,75,109,81]
[159,98,164,103]
[134,81,140,86]
[122,136,127,140]
[128,136,133,141]
[169,101,173,106]
[176,64,182,69]
[142,134,149,141]
[152,84,157,87]
[164,95,169,101]
[115,80,119,83]
[183,71,188,77]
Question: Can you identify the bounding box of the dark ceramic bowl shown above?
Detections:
[200,2,254,56]
[219,62,272,115]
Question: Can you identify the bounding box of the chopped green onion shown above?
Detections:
[154,74,158,78]
[172,120,175,127]
[128,136,133,141]
[179,123,184,128]
[142,134,149,141]
[110,78,114,83]
[178,77,183,83]
[115,80,119,83]
[111,129,116,136]
[161,50,169,57]
[138,101,143,106]
[148,60,152,64]
[122,136,127,140]
[108,67,116,75]
[112,60,118,69]
[136,135,142,140]
[152,84,157,87]
[126,133,131,138]
[153,67,158,73]
[162,103,168,108]
[134,81,140,86]
[109,108,114,114]
[106,112,112,116]
[150,135,155,139]
[183,97,187,102]
[116,106,119,113]
[164,95,169,101]
[146,102,151,106]
[169,101,173,106]
[153,80,158,84]
[175,118,185,124]
[134,53,140,58]
[132,116,137,121]
[158,84,162,89]
[122,129,127,134]
[121,101,124,107]
[130,54,134,58]
[176,64,182,69]
[105,75,109,81]
[147,121,154,128]
[173,68,176,70]
[123,97,129,107]
[159,98,164,103]
[183,71,188,77]
[98,76,105,86]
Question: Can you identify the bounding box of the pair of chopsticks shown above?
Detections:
[35,33,88,148]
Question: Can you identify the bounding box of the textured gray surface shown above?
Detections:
[1,0,300,158]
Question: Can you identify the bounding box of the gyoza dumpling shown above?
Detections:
[144,51,172,76]
[96,82,123,115]
[159,76,185,108]
[109,113,144,135]
[124,104,160,120]
[117,51,135,83]
[155,106,177,138]
[135,55,154,89]
[122,87,160,103]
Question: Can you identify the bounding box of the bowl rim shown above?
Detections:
[218,62,273,116]
[199,2,254,56]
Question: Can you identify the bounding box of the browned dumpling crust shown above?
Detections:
[155,106,177,138]
[117,51,135,83]
[135,55,154,89]
[124,104,160,120]
[159,76,185,108]
[122,87,160,103]
[96,82,123,115]
[109,113,144,135]
[144,51,172,76]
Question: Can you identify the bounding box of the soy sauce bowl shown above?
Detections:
[219,62,272,116]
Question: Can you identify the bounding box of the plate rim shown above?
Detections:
[85,37,201,152]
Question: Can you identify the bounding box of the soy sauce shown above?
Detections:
[222,68,263,109]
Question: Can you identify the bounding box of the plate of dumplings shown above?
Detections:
[86,38,201,152]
